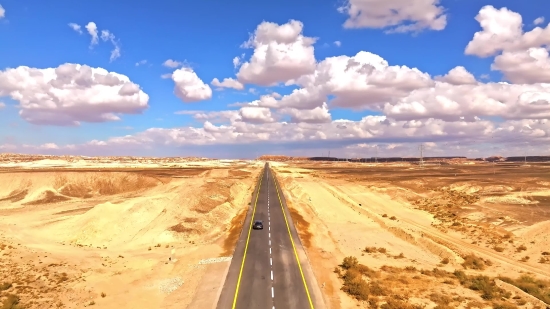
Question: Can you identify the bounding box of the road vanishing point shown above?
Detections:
[216,163,325,309]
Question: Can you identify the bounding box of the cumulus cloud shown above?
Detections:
[338,0,447,33]
[237,20,317,86]
[171,67,212,102]
[68,23,82,34]
[0,63,149,126]
[434,66,477,85]
[211,77,244,90]
[239,107,275,123]
[492,48,550,83]
[163,59,183,68]
[0,5,5,19]
[281,103,332,123]
[465,5,550,57]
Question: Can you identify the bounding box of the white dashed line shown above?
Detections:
[269,226,270,231]
[271,269,273,279]
[270,257,273,266]
[270,248,272,254]
[269,240,271,246]
[271,287,274,298]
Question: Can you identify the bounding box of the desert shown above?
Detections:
[1,154,550,308]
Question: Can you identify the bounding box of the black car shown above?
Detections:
[253,220,263,230]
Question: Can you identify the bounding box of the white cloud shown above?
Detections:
[334,41,341,47]
[0,5,5,19]
[281,102,332,123]
[233,56,241,68]
[161,73,172,79]
[68,23,82,34]
[239,107,275,123]
[135,60,147,66]
[237,20,317,86]
[163,59,183,68]
[211,77,244,90]
[0,102,5,109]
[338,0,447,33]
[434,66,477,85]
[293,51,433,110]
[492,48,550,83]
[0,63,149,126]
[85,22,99,46]
[171,67,212,102]
[465,5,550,57]
[534,17,545,26]
[100,30,121,62]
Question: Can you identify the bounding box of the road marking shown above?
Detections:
[231,168,264,309]
[271,287,274,298]
[271,169,315,309]
[269,232,271,238]
[271,269,273,279]
[270,257,273,266]
[270,248,272,254]
[269,240,271,246]
[269,226,270,231]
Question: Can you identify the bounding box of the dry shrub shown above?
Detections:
[380,299,424,309]
[454,271,510,300]
[169,223,197,234]
[421,268,450,278]
[337,257,388,301]
[462,254,491,270]
[493,246,505,252]
[378,247,387,254]
[441,257,450,264]
[499,275,550,304]
[364,246,378,253]
[430,293,453,308]
[516,245,527,252]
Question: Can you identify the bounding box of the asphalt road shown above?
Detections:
[216,163,324,309]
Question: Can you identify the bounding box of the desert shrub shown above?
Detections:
[341,256,358,270]
[493,246,505,252]
[380,299,424,309]
[430,292,453,309]
[390,216,397,220]
[499,275,550,304]
[516,244,527,252]
[378,247,387,254]
[382,214,388,217]
[542,251,550,255]
[462,254,489,270]
[405,266,417,272]
[520,256,530,262]
[101,292,106,298]
[394,253,405,259]
[364,246,378,253]
[441,257,450,264]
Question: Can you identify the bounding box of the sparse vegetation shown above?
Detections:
[101,292,106,298]
[389,216,396,220]
[441,257,449,264]
[516,245,527,252]
[499,275,550,304]
[461,254,491,270]
[493,246,505,252]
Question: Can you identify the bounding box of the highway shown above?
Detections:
[216,163,324,309]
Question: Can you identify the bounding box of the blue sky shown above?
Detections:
[0,0,549,158]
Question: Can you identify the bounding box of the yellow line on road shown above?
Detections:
[231,168,264,309]
[270,168,315,309]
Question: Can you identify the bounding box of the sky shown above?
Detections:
[0,0,549,159]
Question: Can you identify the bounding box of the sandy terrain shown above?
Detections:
[0,157,262,308]
[271,161,550,309]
